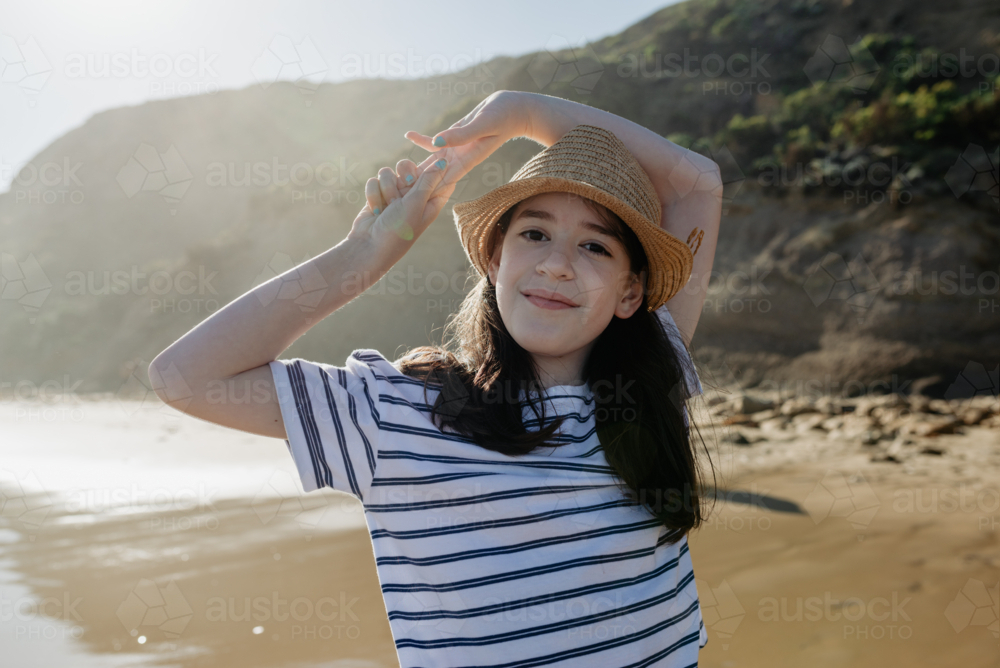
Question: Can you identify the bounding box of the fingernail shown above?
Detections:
[435,159,447,169]
[373,207,380,215]
[405,174,414,183]
[433,136,446,147]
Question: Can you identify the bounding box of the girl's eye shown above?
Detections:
[582,242,610,256]
[520,229,546,242]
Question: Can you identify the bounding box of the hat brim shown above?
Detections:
[452,176,693,311]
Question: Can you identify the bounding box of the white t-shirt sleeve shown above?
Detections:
[655,305,703,399]
[269,349,385,502]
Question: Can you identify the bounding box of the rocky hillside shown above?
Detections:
[0,0,997,399]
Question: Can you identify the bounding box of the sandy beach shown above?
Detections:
[1,394,997,667]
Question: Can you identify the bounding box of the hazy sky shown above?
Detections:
[1,0,681,190]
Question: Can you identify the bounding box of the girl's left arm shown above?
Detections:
[516,91,722,348]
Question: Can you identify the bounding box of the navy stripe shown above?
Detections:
[378,449,615,474]
[618,631,702,668]
[323,368,361,498]
[370,471,499,487]
[373,372,430,388]
[381,422,478,444]
[388,541,690,621]
[287,361,334,489]
[376,518,661,566]
[443,609,700,668]
[367,483,617,513]
[359,374,381,425]
[522,409,595,427]
[379,529,680,593]
[394,569,697,649]
[370,498,637,540]
[343,369,377,479]
[381,394,435,412]
[396,601,699,668]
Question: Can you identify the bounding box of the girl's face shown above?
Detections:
[487,192,644,381]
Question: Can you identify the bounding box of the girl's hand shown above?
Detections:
[403,90,532,187]
[349,147,456,247]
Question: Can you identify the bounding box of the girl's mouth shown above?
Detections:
[522,289,578,310]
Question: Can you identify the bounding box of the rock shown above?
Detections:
[870,437,913,462]
[722,414,758,427]
[794,414,827,434]
[907,395,931,413]
[870,406,910,424]
[959,408,990,426]
[836,414,878,438]
[705,393,730,407]
[720,430,751,445]
[750,409,780,422]
[821,416,845,431]
[983,414,1000,429]
[900,416,964,437]
[759,417,790,432]
[859,429,884,445]
[967,395,1000,414]
[814,396,844,415]
[732,394,775,415]
[780,398,819,417]
[854,399,877,417]
[927,399,954,415]
[920,446,946,456]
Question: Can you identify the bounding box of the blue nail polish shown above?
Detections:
[435,159,447,169]
[406,174,414,183]
[433,136,446,147]
[373,207,380,215]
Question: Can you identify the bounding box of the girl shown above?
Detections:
[150,90,723,667]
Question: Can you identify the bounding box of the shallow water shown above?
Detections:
[1,399,388,668]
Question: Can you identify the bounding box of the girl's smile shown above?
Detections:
[521,288,579,309]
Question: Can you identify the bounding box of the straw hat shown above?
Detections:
[451,124,694,311]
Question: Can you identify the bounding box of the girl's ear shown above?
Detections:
[614,272,645,319]
[487,244,502,285]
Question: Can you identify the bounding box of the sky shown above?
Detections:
[1,0,682,190]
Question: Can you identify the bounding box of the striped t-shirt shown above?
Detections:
[269,307,708,667]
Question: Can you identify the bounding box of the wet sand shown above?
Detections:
[1,397,997,666]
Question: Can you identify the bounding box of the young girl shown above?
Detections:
[150,90,722,667]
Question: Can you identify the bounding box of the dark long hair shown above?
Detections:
[398,196,716,543]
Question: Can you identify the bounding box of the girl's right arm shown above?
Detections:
[147,150,456,439]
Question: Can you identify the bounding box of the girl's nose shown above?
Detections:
[536,248,574,280]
